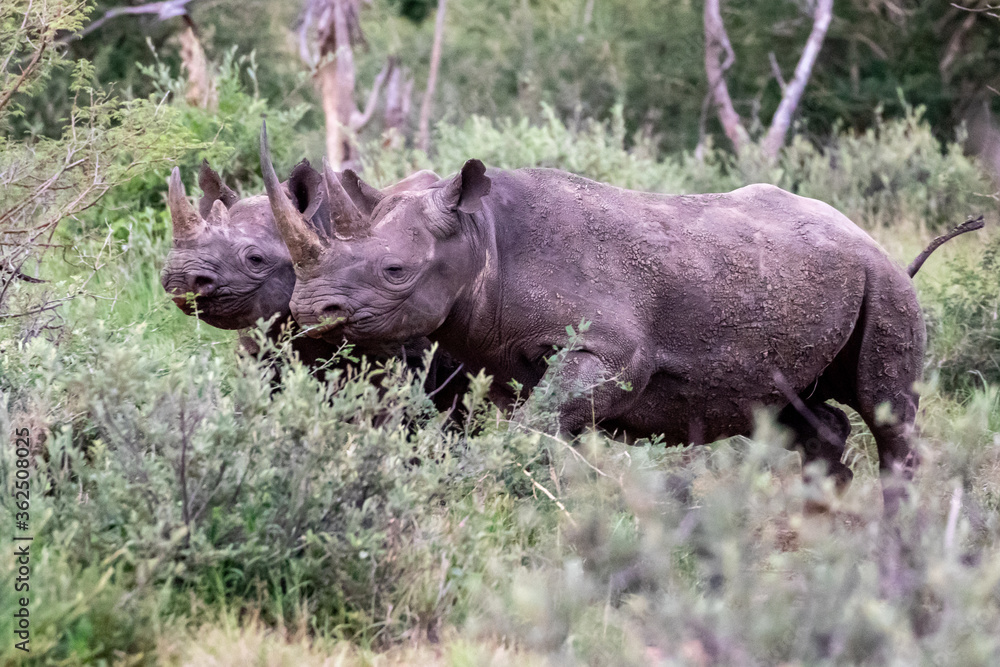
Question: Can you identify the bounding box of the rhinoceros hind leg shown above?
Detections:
[778,402,854,491]
[844,270,924,514]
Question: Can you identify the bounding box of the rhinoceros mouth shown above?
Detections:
[302,317,347,340]
[168,289,215,313]
[168,292,199,314]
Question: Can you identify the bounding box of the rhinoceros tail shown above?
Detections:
[907,215,985,278]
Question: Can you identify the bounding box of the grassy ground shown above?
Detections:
[2,114,1000,665]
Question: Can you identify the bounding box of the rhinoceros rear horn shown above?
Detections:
[322,157,370,239]
[438,159,491,215]
[259,122,325,268]
[340,169,384,217]
[206,198,231,227]
[167,167,203,240]
[197,159,239,219]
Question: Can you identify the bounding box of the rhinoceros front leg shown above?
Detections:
[525,348,648,435]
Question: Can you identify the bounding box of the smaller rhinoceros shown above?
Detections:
[161,160,335,368]
[161,159,466,409]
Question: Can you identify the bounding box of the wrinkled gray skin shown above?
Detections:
[271,155,934,508]
[160,160,458,398]
[161,160,337,370]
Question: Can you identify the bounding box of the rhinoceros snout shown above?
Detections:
[298,298,350,339]
[185,272,217,297]
[318,298,348,320]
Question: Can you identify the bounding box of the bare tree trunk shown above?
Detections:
[703,0,748,153]
[705,0,833,160]
[319,0,359,169]
[178,22,216,109]
[304,0,391,169]
[317,60,347,167]
[761,0,833,159]
[417,0,447,154]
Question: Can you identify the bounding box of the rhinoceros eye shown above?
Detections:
[382,262,409,285]
[248,254,264,265]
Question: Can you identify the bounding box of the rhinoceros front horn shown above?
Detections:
[167,167,203,241]
[259,122,325,269]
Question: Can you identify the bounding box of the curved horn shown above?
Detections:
[167,167,203,241]
[260,122,325,268]
[322,157,370,238]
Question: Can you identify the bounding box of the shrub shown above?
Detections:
[773,105,989,230]
[924,233,1000,397]
[0,318,549,661]
[1,0,189,322]
[92,47,311,221]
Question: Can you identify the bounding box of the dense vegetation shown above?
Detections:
[2,0,1000,664]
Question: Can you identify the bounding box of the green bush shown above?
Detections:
[87,47,311,223]
[0,317,551,661]
[472,404,1000,665]
[774,105,989,230]
[925,233,1000,397]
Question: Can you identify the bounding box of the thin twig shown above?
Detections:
[772,370,842,449]
[512,423,611,479]
[768,52,787,91]
[0,39,48,115]
[424,362,465,400]
[522,466,577,527]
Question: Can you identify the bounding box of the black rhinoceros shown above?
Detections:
[161,159,465,409]
[261,124,978,506]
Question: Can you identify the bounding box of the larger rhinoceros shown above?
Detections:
[161,159,466,409]
[262,138,965,507]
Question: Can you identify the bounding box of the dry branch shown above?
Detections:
[417,0,447,154]
[304,0,387,168]
[350,59,392,131]
[703,0,748,153]
[704,0,834,159]
[761,0,833,159]
[71,0,195,40]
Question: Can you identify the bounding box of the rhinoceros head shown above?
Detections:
[261,124,489,343]
[160,159,326,330]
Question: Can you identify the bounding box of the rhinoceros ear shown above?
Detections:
[340,169,384,217]
[197,160,239,219]
[287,160,326,223]
[438,159,491,214]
